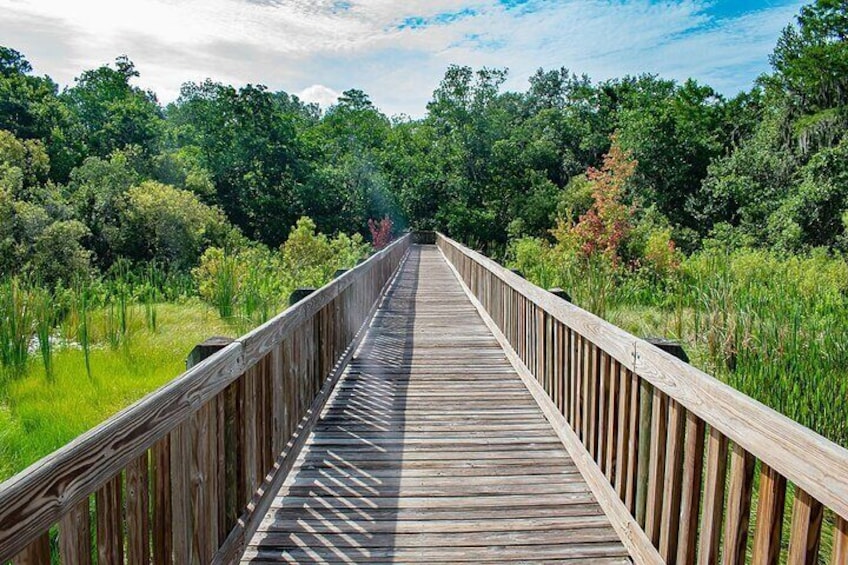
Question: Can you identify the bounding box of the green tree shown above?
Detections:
[63,56,163,159]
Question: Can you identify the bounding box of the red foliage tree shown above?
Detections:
[569,134,636,265]
[368,216,394,250]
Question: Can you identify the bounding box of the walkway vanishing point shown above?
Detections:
[1,233,848,565]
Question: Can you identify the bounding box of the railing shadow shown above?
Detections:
[252,246,421,562]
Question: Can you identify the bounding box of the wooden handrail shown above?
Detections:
[437,232,848,565]
[0,234,411,564]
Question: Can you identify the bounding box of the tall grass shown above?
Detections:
[31,288,55,381]
[0,279,33,383]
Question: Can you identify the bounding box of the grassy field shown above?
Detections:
[0,300,237,481]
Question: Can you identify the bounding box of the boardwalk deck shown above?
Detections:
[241,246,630,564]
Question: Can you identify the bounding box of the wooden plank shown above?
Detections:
[95,474,123,565]
[604,357,618,482]
[722,443,755,565]
[644,388,668,544]
[614,363,631,500]
[787,487,824,565]
[152,436,172,565]
[832,516,848,565]
[10,533,50,565]
[126,452,150,565]
[698,427,729,565]
[625,370,640,514]
[659,399,686,562]
[59,498,91,565]
[677,412,706,565]
[752,464,787,565]
[191,403,214,563]
[169,422,192,564]
[635,379,654,527]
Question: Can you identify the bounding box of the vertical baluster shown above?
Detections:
[659,399,686,562]
[698,427,729,565]
[832,516,848,565]
[625,370,640,514]
[152,436,172,564]
[677,413,706,565]
[614,363,631,500]
[752,464,787,565]
[170,421,193,564]
[96,474,124,564]
[645,389,668,544]
[635,379,655,527]
[596,351,609,468]
[788,487,824,565]
[126,452,150,565]
[569,329,578,426]
[604,357,618,482]
[60,498,92,565]
[11,533,50,565]
[722,444,755,565]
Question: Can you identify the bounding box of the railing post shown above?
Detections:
[289,288,316,306]
[187,336,235,369]
[549,287,572,302]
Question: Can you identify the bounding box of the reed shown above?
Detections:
[0,279,33,383]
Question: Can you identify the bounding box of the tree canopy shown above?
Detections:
[1,0,847,286]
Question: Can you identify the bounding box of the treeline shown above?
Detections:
[2,0,847,288]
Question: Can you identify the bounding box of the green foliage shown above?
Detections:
[194,217,369,324]
[62,56,162,158]
[0,279,34,382]
[119,180,234,269]
[0,300,236,480]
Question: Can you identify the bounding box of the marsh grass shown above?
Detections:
[0,300,236,481]
[0,279,33,382]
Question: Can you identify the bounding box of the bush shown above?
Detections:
[119,181,235,270]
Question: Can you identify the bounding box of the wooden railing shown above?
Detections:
[437,233,848,565]
[0,234,411,565]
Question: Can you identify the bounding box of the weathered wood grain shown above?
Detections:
[833,516,848,565]
[677,412,706,565]
[788,487,824,565]
[722,443,755,565]
[96,474,124,564]
[697,427,729,565]
[751,464,787,565]
[659,398,686,562]
[125,452,150,565]
[59,498,91,565]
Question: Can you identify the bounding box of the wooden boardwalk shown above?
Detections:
[242,246,629,563]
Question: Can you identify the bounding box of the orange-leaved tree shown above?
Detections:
[556,133,636,266]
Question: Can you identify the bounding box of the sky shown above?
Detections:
[1,0,805,117]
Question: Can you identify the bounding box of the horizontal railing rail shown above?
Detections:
[437,232,848,565]
[0,234,411,564]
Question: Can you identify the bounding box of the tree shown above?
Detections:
[63,56,163,159]
[119,181,234,269]
[167,81,311,245]
[560,134,636,264]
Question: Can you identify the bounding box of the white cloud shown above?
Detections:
[298,84,341,108]
[0,0,805,116]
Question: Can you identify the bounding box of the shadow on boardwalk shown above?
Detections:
[242,246,629,564]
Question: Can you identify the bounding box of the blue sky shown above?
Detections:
[0,0,805,116]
